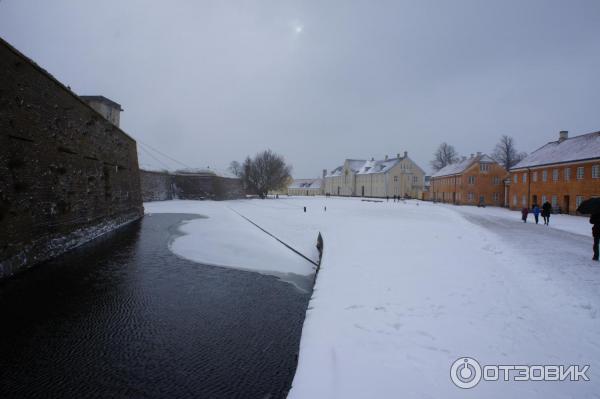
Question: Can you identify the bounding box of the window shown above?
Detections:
[412,176,419,184]
[468,192,474,202]
[468,176,476,184]
[493,176,500,185]
[394,176,398,182]
[493,192,499,202]
[564,168,571,181]
[522,173,527,183]
[542,195,547,204]
[593,165,600,179]
[552,195,558,208]
[480,163,490,172]
[576,196,584,208]
[513,174,518,183]
[577,167,584,179]
[522,195,527,207]
[513,194,517,206]
[552,169,559,181]
[532,171,538,182]
[542,170,547,182]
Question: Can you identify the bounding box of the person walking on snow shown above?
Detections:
[532,204,540,224]
[521,207,529,223]
[591,213,600,261]
[542,201,552,225]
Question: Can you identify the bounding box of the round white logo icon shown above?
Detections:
[451,357,482,389]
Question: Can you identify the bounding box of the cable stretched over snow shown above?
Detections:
[226,206,320,268]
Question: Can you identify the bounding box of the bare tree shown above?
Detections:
[228,160,242,177]
[430,143,460,172]
[236,150,292,198]
[492,135,527,170]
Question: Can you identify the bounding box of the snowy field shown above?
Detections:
[144,197,600,398]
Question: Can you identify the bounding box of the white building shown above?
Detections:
[324,152,425,198]
[288,178,324,196]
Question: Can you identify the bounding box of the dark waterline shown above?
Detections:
[0,214,311,399]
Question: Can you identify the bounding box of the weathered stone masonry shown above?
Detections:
[0,37,143,279]
[140,169,244,201]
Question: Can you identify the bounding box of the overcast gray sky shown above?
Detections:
[1,0,599,176]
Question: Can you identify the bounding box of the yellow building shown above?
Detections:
[324,152,425,198]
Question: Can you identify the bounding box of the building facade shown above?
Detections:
[509,130,600,214]
[288,178,324,196]
[430,153,508,206]
[324,152,425,198]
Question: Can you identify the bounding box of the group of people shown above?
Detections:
[521,201,600,261]
[521,201,553,225]
[386,195,406,202]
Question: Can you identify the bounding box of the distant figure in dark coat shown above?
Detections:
[541,201,552,225]
[591,213,600,261]
[521,207,529,223]
[532,204,540,224]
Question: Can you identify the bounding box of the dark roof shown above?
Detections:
[80,95,124,111]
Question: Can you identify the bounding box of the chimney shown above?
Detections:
[371,157,374,161]
[559,130,568,142]
[397,153,400,159]
[404,151,408,158]
[476,152,482,157]
[470,153,474,158]
[322,169,327,178]
[384,155,388,160]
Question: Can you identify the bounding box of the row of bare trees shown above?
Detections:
[430,135,527,172]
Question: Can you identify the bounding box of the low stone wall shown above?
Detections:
[0,37,143,280]
[140,170,244,201]
[140,170,175,201]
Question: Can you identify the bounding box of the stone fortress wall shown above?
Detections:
[0,38,144,279]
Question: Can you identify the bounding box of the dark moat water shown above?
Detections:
[0,214,311,399]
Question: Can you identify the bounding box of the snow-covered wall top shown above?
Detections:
[512,131,600,170]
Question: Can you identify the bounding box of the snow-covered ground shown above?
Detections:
[443,202,592,237]
[144,201,317,288]
[145,197,600,398]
